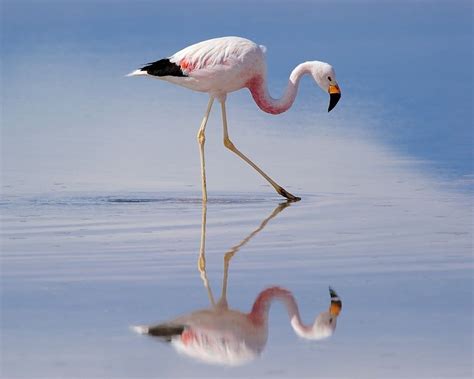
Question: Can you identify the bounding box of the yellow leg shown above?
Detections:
[197,97,214,202]
[220,101,300,201]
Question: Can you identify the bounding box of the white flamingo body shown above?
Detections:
[128,36,341,201]
[130,37,264,96]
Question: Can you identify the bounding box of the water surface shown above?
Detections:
[2,153,471,377]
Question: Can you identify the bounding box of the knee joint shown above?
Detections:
[223,137,234,150]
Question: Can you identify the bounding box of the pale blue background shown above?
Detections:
[1,1,473,378]
[2,0,472,189]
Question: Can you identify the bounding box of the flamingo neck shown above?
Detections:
[248,287,313,337]
[247,62,313,115]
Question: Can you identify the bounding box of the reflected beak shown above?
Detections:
[328,84,341,112]
[329,286,342,316]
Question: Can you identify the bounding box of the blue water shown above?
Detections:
[1,189,472,377]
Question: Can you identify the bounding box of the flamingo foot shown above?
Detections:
[276,187,301,202]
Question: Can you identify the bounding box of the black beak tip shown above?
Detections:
[328,93,341,112]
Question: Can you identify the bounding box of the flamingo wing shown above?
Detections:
[169,36,264,74]
[128,37,266,94]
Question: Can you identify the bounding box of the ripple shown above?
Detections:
[105,196,270,205]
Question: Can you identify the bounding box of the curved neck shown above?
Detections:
[247,62,312,115]
[248,287,313,337]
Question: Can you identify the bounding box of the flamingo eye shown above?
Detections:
[329,318,333,323]
[328,76,332,81]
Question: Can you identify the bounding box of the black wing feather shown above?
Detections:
[140,59,186,77]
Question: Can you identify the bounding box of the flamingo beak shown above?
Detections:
[328,84,341,112]
[328,286,342,316]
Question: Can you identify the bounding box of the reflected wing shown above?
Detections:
[132,323,185,342]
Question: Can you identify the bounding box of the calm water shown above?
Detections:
[1,0,473,378]
[1,160,472,377]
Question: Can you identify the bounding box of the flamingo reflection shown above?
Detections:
[133,202,342,366]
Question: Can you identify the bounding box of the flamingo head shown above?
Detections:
[309,311,338,339]
[310,61,342,112]
[292,286,342,340]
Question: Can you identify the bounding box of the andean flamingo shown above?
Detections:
[127,36,341,201]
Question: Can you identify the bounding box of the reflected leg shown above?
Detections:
[197,202,215,306]
[218,201,292,305]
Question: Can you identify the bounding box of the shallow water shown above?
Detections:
[2,167,472,378]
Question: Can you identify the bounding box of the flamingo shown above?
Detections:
[132,202,343,366]
[127,36,342,202]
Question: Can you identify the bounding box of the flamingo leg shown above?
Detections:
[220,100,300,201]
[197,202,216,306]
[197,96,215,202]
